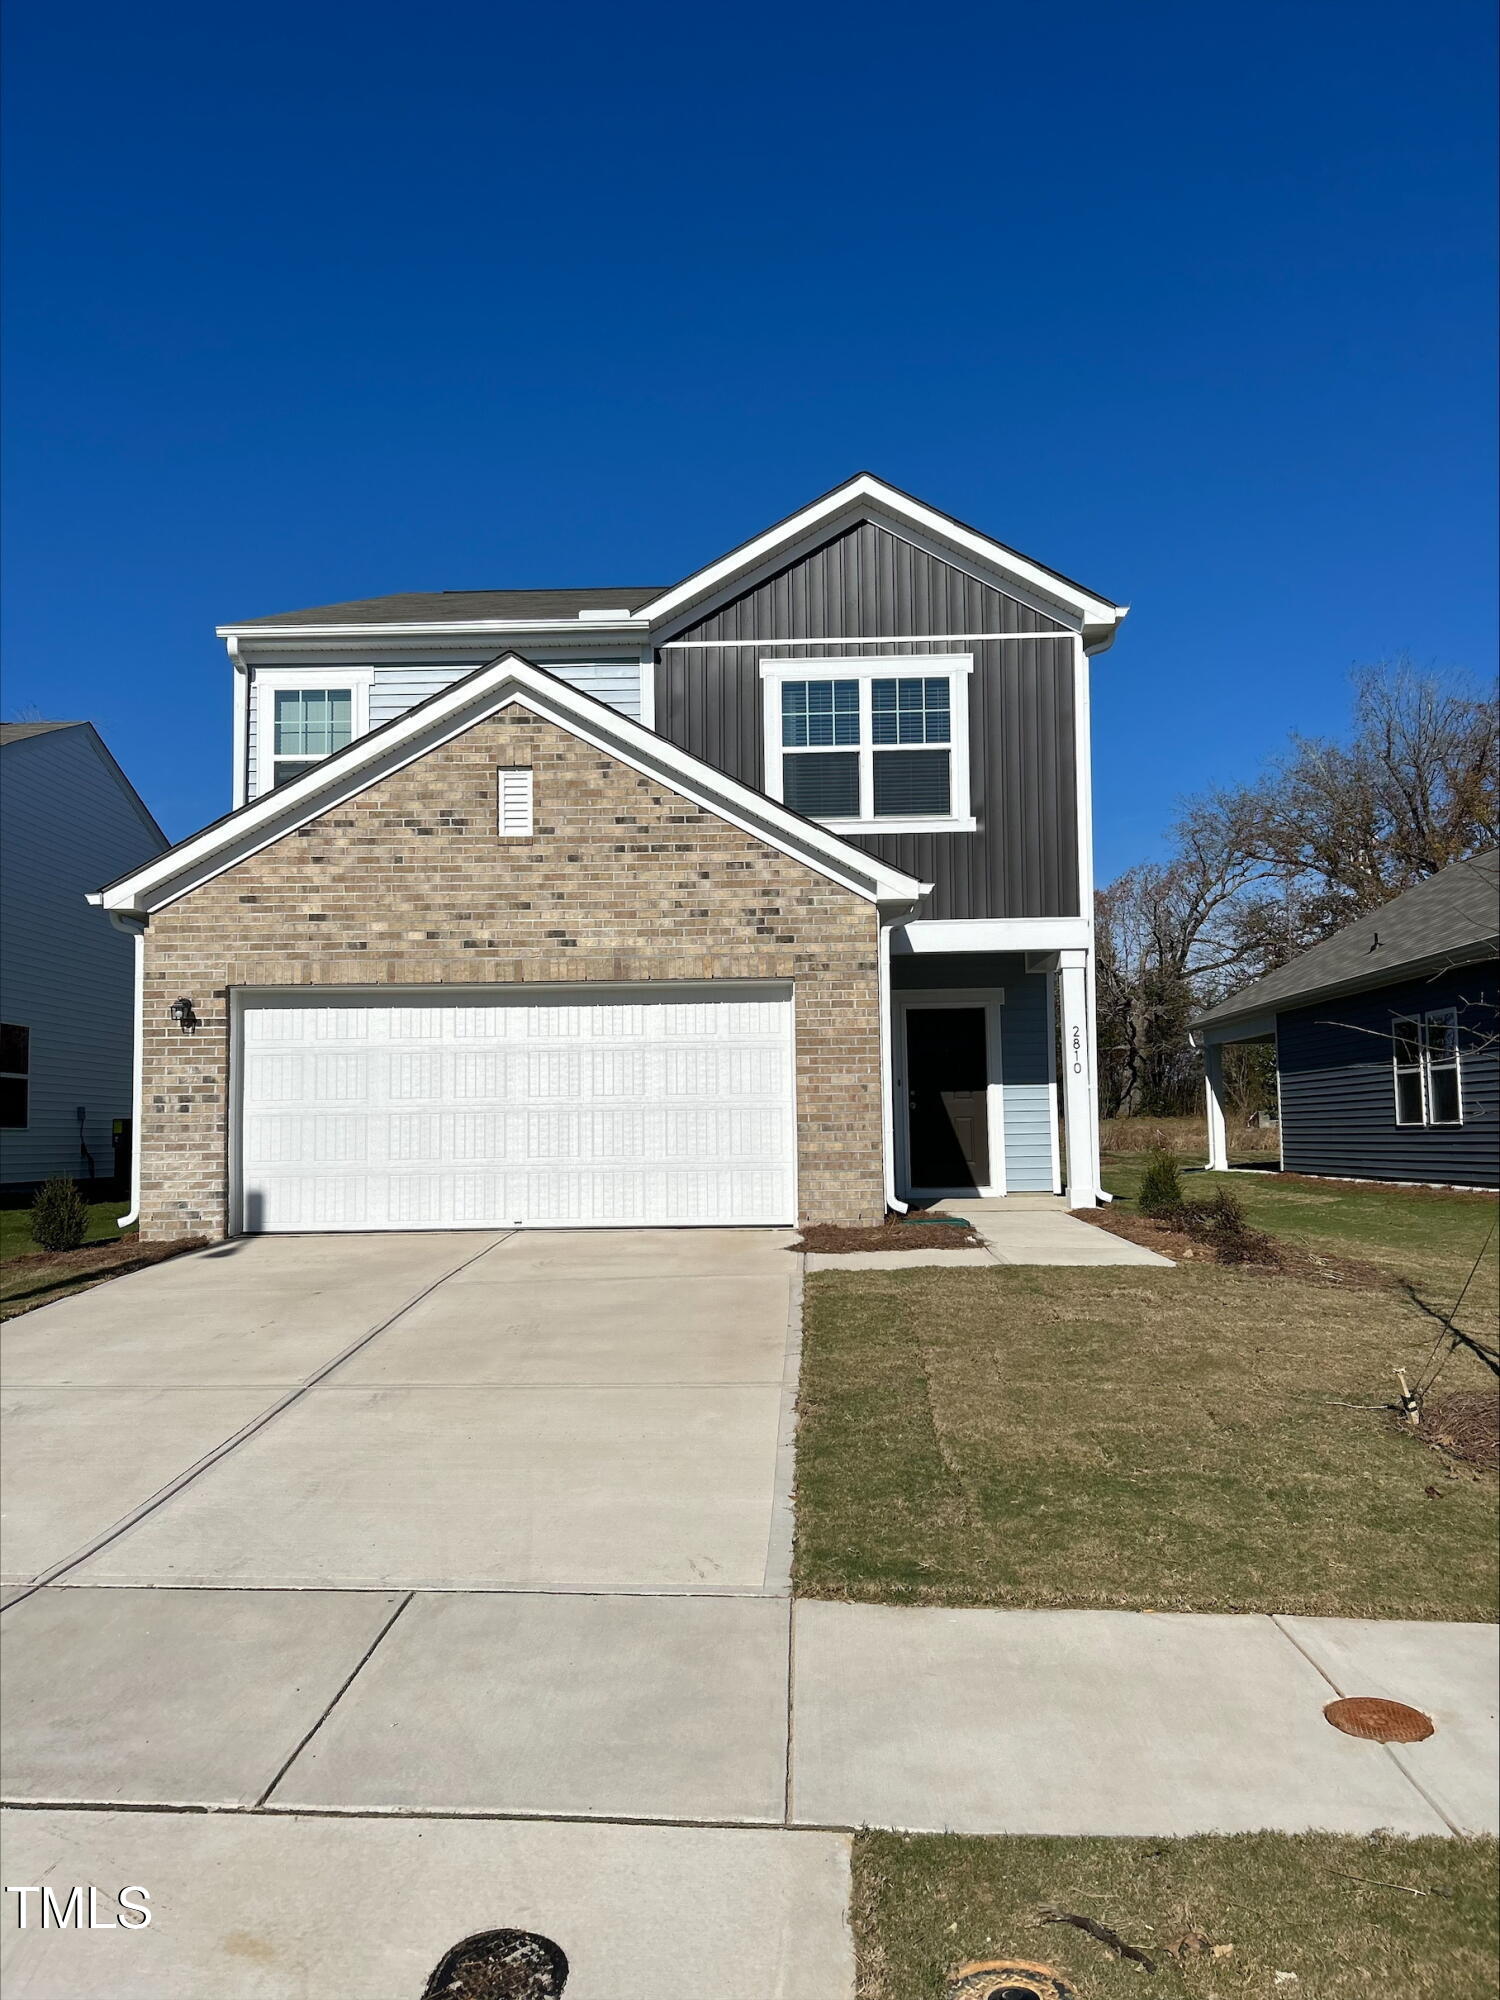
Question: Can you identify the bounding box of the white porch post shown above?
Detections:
[1057,947,1099,1207]
[1203,1038,1229,1171]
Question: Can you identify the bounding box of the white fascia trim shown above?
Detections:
[895,917,1092,953]
[216,617,651,640]
[92,653,928,917]
[637,475,1127,640]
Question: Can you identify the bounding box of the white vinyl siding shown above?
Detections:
[245,657,642,799]
[237,987,796,1231]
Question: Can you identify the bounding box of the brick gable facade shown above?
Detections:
[139,705,884,1237]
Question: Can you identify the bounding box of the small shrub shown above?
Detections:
[1137,1150,1186,1220]
[1183,1187,1279,1266]
[29,1178,90,1253]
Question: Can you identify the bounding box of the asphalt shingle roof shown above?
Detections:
[0,720,85,744]
[230,586,668,628]
[1193,849,1500,1030]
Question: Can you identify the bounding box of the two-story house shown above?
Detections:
[90,475,1127,1239]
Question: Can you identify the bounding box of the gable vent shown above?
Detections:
[498,766,534,837]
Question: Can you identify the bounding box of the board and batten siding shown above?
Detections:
[655,520,1080,920]
[1275,965,1499,1187]
[0,728,167,1186]
[892,952,1058,1191]
[245,656,641,797]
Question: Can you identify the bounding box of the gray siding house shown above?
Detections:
[1,722,167,1191]
[94,475,1128,1237]
[1192,850,1499,1188]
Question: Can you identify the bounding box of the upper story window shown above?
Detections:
[1393,1006,1463,1126]
[252,669,373,798]
[760,655,974,832]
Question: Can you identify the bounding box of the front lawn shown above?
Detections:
[794,1170,1498,1619]
[853,1831,1500,2000]
[0,1198,131,1261]
[0,1198,154,1318]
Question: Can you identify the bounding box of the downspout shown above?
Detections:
[107,912,147,1231]
[228,636,250,809]
[878,918,908,1215]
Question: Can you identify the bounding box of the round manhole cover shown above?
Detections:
[948,1964,1074,2000]
[422,1928,568,1999]
[1324,1696,1434,1743]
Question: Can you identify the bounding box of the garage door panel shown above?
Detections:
[239,989,795,1231]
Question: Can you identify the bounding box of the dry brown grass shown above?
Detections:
[853,1831,1500,2000]
[1101,1113,1282,1158]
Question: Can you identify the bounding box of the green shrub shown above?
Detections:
[29,1178,90,1253]
[1137,1150,1186,1219]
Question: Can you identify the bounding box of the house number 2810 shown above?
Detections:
[1071,1026,1084,1074]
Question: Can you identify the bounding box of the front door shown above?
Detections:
[905,1007,990,1189]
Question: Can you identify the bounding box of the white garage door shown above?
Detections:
[237,987,796,1232]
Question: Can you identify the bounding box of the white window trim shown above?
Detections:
[759,655,975,833]
[1421,1005,1463,1126]
[891,988,1007,1198]
[1392,1007,1465,1128]
[252,666,373,799]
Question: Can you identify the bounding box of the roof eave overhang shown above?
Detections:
[635,473,1128,643]
[1189,936,1500,1043]
[92,653,927,920]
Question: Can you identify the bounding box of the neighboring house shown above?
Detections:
[1,721,168,1193]
[1191,849,1500,1188]
[90,474,1128,1239]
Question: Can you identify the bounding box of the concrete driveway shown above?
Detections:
[1,1227,799,1594]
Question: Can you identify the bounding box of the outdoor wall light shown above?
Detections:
[169,997,199,1034]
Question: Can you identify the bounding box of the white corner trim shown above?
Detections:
[638,645,656,730]
[758,655,974,832]
[249,666,374,801]
[93,653,929,917]
[637,475,1126,638]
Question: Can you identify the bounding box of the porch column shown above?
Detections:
[1203,1038,1229,1171]
[1057,947,1099,1207]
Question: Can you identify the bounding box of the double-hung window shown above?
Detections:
[762,656,973,831]
[1393,1006,1463,1126]
[0,1023,29,1129]
[252,669,372,797]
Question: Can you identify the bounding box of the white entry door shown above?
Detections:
[237,987,796,1231]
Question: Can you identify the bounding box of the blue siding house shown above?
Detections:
[1192,850,1499,1189]
[1,722,167,1192]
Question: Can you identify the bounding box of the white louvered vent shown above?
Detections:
[497,767,534,837]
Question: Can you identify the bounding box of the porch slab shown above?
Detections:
[272,1591,790,1822]
[0,1809,854,2000]
[789,1602,1447,1835]
[1278,1615,1500,1835]
[0,1586,402,1807]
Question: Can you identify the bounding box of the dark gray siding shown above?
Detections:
[655,521,1079,920]
[1276,965,1499,1187]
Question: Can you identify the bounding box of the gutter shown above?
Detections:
[105,913,147,1231]
[878,921,908,1215]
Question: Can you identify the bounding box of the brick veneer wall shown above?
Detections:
[140,706,884,1238]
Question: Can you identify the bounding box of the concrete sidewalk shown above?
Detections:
[5,1589,1493,1837]
[806,1199,1173,1270]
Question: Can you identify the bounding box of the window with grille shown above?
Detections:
[764,658,972,829]
[1393,1007,1463,1127]
[0,1023,29,1129]
[272,688,354,788]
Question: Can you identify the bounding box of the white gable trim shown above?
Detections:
[637,474,1128,647]
[90,654,929,918]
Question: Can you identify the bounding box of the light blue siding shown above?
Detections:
[0,728,166,1186]
[891,951,1058,1192]
[245,656,643,798]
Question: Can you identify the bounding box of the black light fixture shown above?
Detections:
[169,997,199,1034]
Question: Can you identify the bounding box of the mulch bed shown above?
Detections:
[797,1217,986,1253]
[0,1235,209,1315]
[1419,1391,1500,1472]
[1076,1206,1399,1290]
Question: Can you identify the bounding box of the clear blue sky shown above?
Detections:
[3,0,1495,877]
